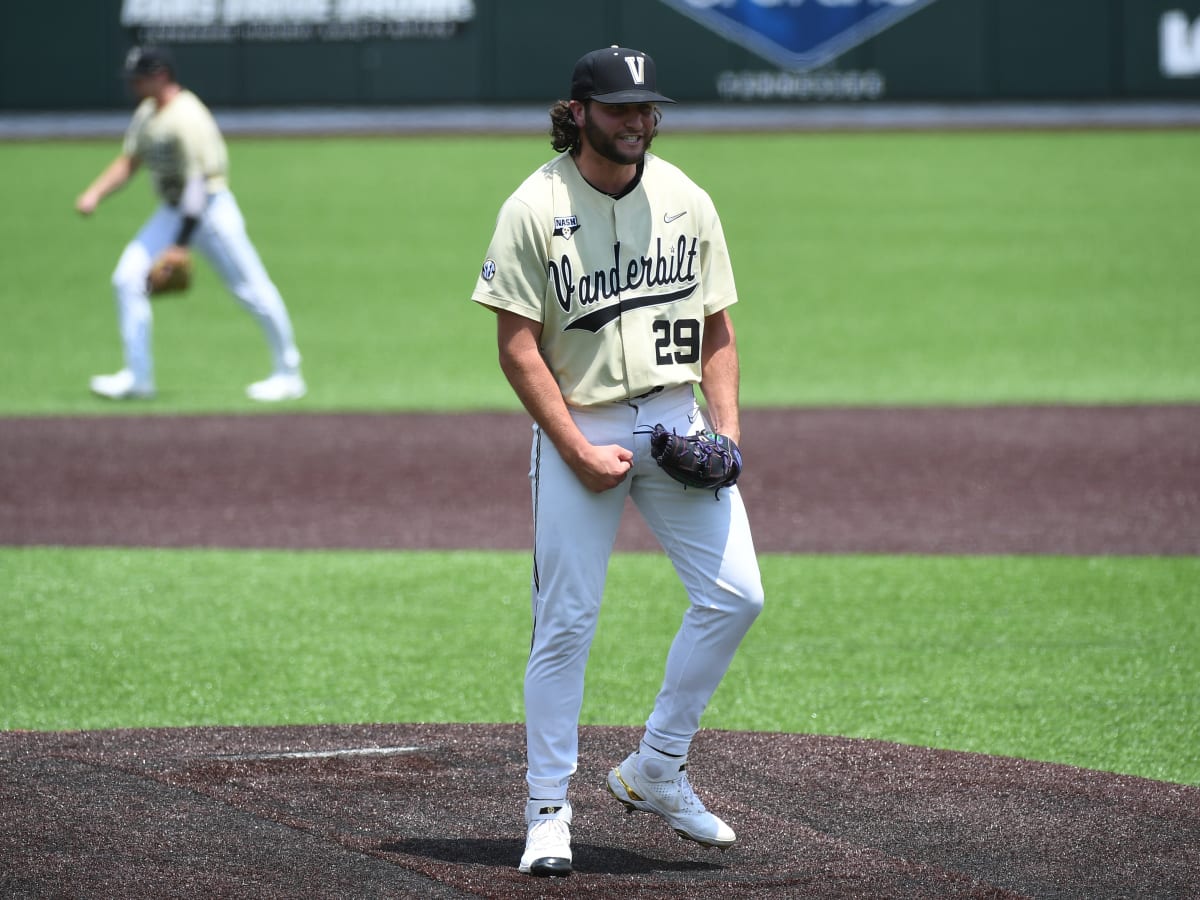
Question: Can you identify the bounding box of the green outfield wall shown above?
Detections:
[3,0,1199,110]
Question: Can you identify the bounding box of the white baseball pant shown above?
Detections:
[524,384,764,799]
[110,190,300,386]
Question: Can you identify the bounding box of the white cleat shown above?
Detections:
[90,369,155,400]
[246,372,306,402]
[606,751,736,848]
[518,799,572,877]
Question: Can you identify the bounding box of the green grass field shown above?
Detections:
[5,548,1197,785]
[2,130,1197,412]
[2,130,1197,786]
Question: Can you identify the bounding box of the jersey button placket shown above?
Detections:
[612,198,636,402]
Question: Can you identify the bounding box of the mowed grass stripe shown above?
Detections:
[4,548,1197,786]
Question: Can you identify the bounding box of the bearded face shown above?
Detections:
[579,102,657,165]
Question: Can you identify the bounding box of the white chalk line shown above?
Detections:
[216,745,425,761]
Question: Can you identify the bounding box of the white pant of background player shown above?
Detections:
[524,384,764,799]
[97,190,303,400]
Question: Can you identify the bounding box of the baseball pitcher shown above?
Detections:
[471,45,764,878]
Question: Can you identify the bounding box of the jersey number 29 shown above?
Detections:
[653,318,700,365]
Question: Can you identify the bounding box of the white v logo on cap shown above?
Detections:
[624,56,646,85]
[569,46,675,104]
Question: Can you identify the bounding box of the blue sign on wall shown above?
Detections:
[658,0,941,71]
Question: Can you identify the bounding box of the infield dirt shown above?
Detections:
[3,406,1197,554]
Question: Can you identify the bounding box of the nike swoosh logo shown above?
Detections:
[664,211,687,223]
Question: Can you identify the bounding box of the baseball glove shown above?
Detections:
[646,423,743,497]
[146,246,193,296]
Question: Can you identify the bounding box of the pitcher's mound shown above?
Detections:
[2,723,1196,898]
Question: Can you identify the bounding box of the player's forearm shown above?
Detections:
[494,312,596,461]
[699,310,741,443]
[86,155,137,200]
[499,341,589,461]
[174,174,207,245]
[77,155,138,215]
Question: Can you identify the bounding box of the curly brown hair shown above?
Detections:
[549,100,581,155]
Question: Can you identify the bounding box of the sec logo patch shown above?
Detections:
[481,259,497,281]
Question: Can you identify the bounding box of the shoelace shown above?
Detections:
[526,818,570,854]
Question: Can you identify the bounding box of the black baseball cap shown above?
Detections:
[570,46,675,104]
[123,45,175,79]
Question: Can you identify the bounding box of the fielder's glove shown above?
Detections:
[646,423,743,498]
[146,246,193,296]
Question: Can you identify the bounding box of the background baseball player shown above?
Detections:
[471,46,764,877]
[76,46,305,402]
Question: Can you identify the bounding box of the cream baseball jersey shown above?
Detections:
[123,90,229,207]
[472,152,738,407]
